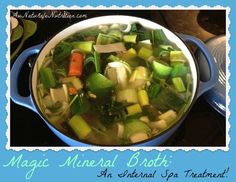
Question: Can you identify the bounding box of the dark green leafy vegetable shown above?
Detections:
[151,87,185,111]
[93,99,126,125]
[71,92,90,115]
[143,105,160,121]
[54,68,67,77]
[148,83,161,99]
[53,42,73,63]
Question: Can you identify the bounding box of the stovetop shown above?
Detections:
[10,10,226,147]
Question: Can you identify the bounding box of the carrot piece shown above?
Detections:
[68,52,84,77]
[68,87,78,95]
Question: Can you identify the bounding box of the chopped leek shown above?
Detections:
[86,73,115,97]
[116,89,138,104]
[172,77,186,92]
[148,83,161,99]
[149,119,167,130]
[123,34,137,43]
[68,114,92,139]
[107,54,120,62]
[170,63,188,78]
[126,104,142,116]
[138,47,153,61]
[108,29,122,40]
[96,33,119,45]
[134,66,149,79]
[84,52,101,73]
[151,87,185,111]
[152,60,172,78]
[170,51,186,63]
[159,110,177,123]
[39,67,56,89]
[151,29,168,45]
[138,90,149,106]
[120,48,137,61]
[120,48,146,67]
[124,119,151,139]
[72,41,94,53]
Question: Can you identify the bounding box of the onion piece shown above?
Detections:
[93,42,126,53]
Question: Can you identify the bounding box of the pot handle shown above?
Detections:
[179,34,218,98]
[10,43,45,112]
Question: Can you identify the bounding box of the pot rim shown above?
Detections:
[29,15,200,146]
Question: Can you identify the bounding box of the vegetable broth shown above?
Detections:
[37,23,193,145]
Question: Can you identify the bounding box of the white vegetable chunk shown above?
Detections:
[158,110,177,123]
[105,62,131,89]
[93,42,126,53]
[130,132,149,143]
[50,84,69,103]
[116,89,138,103]
[139,116,150,123]
[116,123,124,138]
[149,119,167,130]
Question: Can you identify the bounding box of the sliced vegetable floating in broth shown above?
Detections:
[37,22,193,145]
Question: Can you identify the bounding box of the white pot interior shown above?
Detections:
[32,15,197,115]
